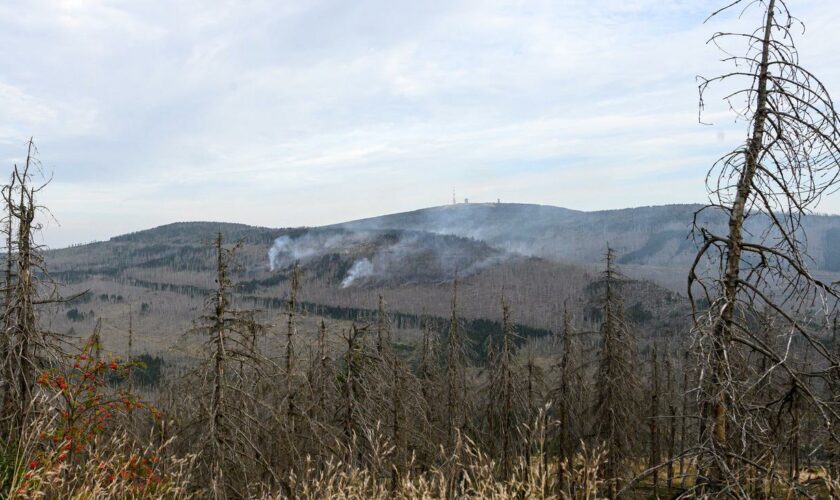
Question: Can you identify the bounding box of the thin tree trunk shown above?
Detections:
[286,264,300,441]
[649,344,660,497]
[709,0,775,484]
[666,354,677,489]
[209,232,228,496]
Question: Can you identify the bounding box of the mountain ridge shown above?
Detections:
[39,202,771,357]
[55,202,840,284]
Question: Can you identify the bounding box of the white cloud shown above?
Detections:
[0,0,838,247]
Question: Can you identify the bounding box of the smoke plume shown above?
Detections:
[267,228,507,288]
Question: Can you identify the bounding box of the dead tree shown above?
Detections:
[485,296,523,479]
[376,295,391,355]
[690,0,840,493]
[830,316,840,473]
[310,319,332,420]
[445,278,467,450]
[127,304,134,393]
[184,232,273,497]
[1,141,63,438]
[286,316,340,471]
[551,303,582,496]
[593,248,639,499]
[390,358,405,484]
[553,303,583,465]
[208,232,234,496]
[415,315,443,464]
[284,264,300,439]
[678,348,693,488]
[336,321,394,470]
[340,323,366,451]
[418,316,439,429]
[648,344,661,497]
[665,351,677,489]
[371,296,407,483]
[0,174,15,431]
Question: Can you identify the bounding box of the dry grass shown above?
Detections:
[4,415,606,499]
[282,410,607,500]
[6,401,837,499]
[283,441,606,500]
[3,412,196,499]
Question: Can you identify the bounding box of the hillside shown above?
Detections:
[39,202,840,358]
[333,202,840,289]
[40,204,705,358]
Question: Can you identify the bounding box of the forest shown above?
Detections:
[3,0,840,498]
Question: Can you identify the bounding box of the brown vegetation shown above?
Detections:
[3,1,840,498]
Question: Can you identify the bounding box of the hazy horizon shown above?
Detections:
[47,198,840,252]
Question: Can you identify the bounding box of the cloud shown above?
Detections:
[0,0,839,247]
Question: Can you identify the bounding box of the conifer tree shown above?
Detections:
[445,278,467,450]
[592,248,639,498]
[485,296,522,478]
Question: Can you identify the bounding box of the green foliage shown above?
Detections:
[627,302,653,324]
[131,355,165,388]
[105,354,165,388]
[66,309,85,322]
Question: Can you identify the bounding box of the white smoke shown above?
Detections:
[340,258,374,288]
[268,232,366,271]
[267,228,509,287]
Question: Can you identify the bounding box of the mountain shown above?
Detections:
[335,202,840,265]
[331,202,840,288]
[41,202,840,358]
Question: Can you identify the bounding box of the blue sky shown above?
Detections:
[1,0,839,247]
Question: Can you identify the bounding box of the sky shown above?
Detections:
[1,0,839,248]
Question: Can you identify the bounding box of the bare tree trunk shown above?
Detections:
[789,378,800,489]
[377,295,390,355]
[594,248,639,499]
[391,353,404,488]
[666,353,677,489]
[419,317,435,429]
[342,325,361,450]
[127,304,134,393]
[316,319,327,417]
[285,264,300,440]
[209,232,229,498]
[503,298,516,479]
[679,349,690,487]
[649,344,660,497]
[3,141,53,437]
[555,303,575,494]
[445,278,464,450]
[701,1,775,486]
[525,348,535,484]
[0,174,15,433]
